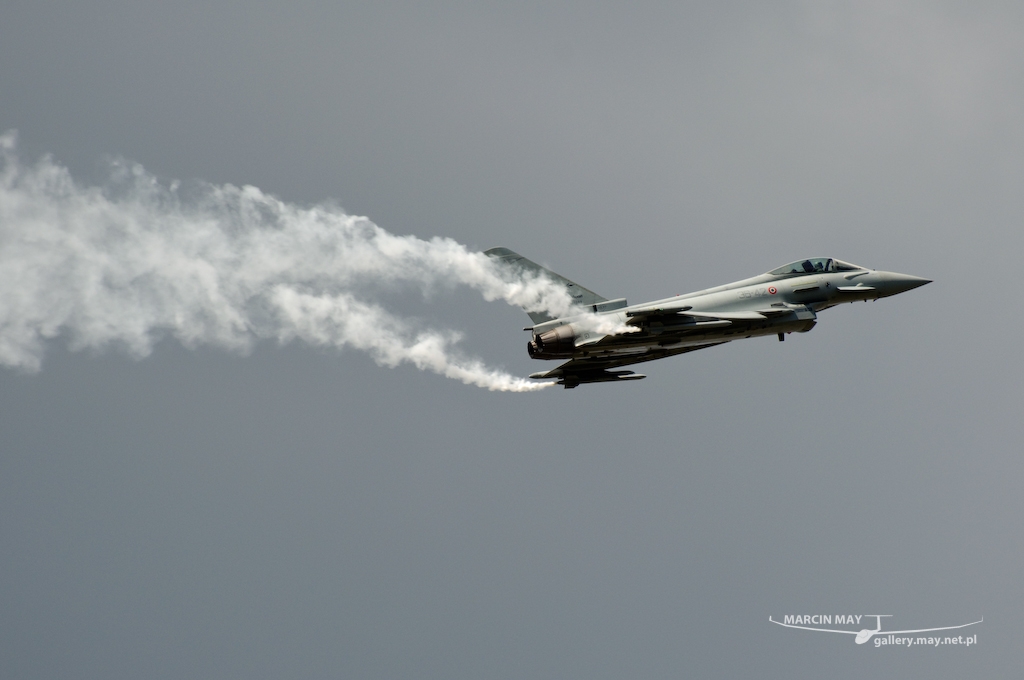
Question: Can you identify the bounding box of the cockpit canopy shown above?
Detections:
[768,258,866,276]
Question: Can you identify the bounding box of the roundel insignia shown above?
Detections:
[768,286,777,295]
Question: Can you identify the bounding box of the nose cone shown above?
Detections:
[877,272,932,297]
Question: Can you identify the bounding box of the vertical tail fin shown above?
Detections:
[484,247,608,325]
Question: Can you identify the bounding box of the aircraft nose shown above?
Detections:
[879,272,932,296]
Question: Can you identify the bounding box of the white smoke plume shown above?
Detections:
[0,132,615,391]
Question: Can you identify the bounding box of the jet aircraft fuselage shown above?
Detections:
[486,249,930,388]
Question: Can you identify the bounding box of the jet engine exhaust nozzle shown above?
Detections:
[528,325,575,359]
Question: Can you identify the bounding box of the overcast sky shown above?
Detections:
[2,2,1022,678]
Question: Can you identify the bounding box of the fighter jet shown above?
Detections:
[486,248,930,388]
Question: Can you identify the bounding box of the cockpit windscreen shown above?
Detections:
[768,258,866,276]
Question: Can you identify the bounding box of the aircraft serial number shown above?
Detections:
[738,288,771,299]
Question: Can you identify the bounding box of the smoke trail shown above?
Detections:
[0,132,602,391]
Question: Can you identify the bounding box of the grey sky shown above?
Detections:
[2,2,1021,678]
